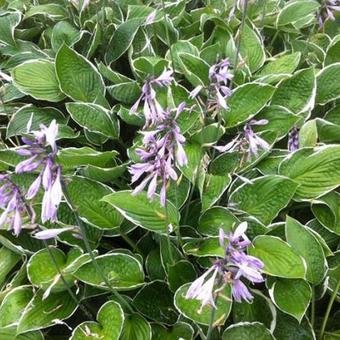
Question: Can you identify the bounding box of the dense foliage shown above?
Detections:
[1,0,340,339]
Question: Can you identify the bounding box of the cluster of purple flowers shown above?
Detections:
[186,222,264,310]
[131,69,174,128]
[129,104,188,206]
[0,174,31,236]
[288,127,299,152]
[214,119,270,160]
[15,120,62,223]
[190,58,233,111]
[319,0,340,27]
[129,69,188,206]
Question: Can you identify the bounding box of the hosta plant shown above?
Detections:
[0,0,340,339]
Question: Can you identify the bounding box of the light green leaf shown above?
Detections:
[65,176,123,230]
[316,63,340,104]
[229,175,298,225]
[74,253,144,290]
[174,283,232,326]
[179,142,203,183]
[198,206,239,236]
[56,44,105,102]
[0,247,21,286]
[183,238,224,257]
[285,216,327,284]
[222,82,275,127]
[102,190,179,233]
[120,313,151,340]
[277,1,320,26]
[25,4,67,19]
[71,301,124,340]
[269,278,311,322]
[66,102,119,139]
[105,18,143,64]
[12,60,65,102]
[17,290,78,334]
[0,286,33,327]
[248,236,306,279]
[51,21,80,52]
[223,322,274,340]
[7,104,66,138]
[271,68,316,114]
[152,322,194,340]
[0,12,21,46]
[107,82,140,104]
[279,146,340,199]
[239,24,265,73]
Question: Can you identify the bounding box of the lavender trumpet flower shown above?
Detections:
[319,0,340,27]
[0,174,32,236]
[129,103,187,206]
[214,119,270,160]
[288,127,299,152]
[185,222,264,309]
[189,58,233,111]
[130,69,174,127]
[15,120,62,223]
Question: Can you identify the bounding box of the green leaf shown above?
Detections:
[179,142,203,183]
[57,147,118,169]
[198,206,239,236]
[66,102,119,139]
[0,286,33,327]
[65,176,123,230]
[285,216,327,284]
[248,236,306,278]
[271,68,316,114]
[105,18,143,64]
[168,260,197,292]
[55,44,105,102]
[239,24,265,73]
[25,4,67,19]
[269,278,311,322]
[312,191,340,235]
[79,163,128,183]
[27,248,75,292]
[102,190,179,233]
[0,247,21,286]
[256,52,301,77]
[325,36,340,65]
[7,104,66,138]
[0,326,43,340]
[12,60,65,102]
[74,253,144,290]
[277,1,320,26]
[178,52,210,86]
[0,12,21,46]
[17,290,78,334]
[71,301,124,340]
[316,63,340,104]
[299,120,318,148]
[279,146,340,199]
[229,175,298,225]
[223,322,274,340]
[120,313,151,340]
[107,82,140,104]
[174,283,232,326]
[152,322,194,340]
[183,237,224,257]
[191,123,225,146]
[233,290,276,331]
[222,83,275,127]
[51,21,80,52]
[200,173,231,211]
[133,281,177,324]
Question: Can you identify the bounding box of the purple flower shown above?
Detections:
[130,69,174,127]
[185,265,219,311]
[214,119,270,160]
[288,127,299,152]
[15,120,62,223]
[186,222,264,307]
[319,0,340,27]
[34,227,74,240]
[129,104,187,206]
[0,175,31,236]
[209,59,233,110]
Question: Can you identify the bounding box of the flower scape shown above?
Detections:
[0,0,340,339]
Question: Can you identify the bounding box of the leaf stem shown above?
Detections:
[62,180,134,313]
[206,302,217,340]
[319,279,340,339]
[311,286,315,328]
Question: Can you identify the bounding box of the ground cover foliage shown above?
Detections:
[0,0,340,339]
